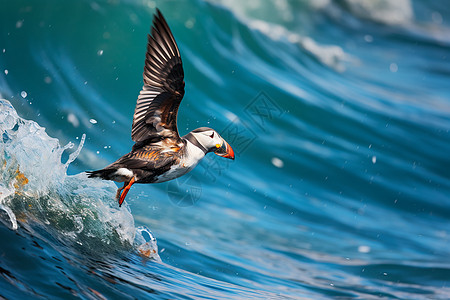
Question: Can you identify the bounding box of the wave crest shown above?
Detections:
[0,100,159,259]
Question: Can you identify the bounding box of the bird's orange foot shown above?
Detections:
[118,177,135,207]
[115,185,125,200]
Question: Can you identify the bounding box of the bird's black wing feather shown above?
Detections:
[131,9,185,143]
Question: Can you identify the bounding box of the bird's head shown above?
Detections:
[190,127,235,160]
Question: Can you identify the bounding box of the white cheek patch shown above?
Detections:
[195,133,214,149]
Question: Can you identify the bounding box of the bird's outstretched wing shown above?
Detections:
[131,9,185,143]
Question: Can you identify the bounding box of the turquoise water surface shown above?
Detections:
[1,0,450,299]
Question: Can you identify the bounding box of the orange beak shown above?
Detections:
[214,140,235,160]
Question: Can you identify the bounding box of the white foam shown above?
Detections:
[343,0,413,26]
[251,20,351,71]
[134,226,161,261]
[0,99,157,254]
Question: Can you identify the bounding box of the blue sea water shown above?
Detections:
[1,0,450,298]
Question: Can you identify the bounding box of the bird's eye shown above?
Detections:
[209,132,214,138]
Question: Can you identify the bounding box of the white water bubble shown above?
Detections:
[185,18,195,29]
[432,12,443,24]
[89,118,97,124]
[271,157,284,168]
[97,49,104,56]
[358,245,371,253]
[390,63,398,73]
[4,70,8,75]
[372,156,377,164]
[44,76,52,84]
[90,2,101,11]
[364,35,373,43]
[20,91,27,98]
[16,20,23,28]
[67,113,80,128]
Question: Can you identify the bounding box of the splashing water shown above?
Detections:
[0,99,159,259]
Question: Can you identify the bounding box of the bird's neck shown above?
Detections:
[182,132,208,154]
[181,137,207,168]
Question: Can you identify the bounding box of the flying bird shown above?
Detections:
[87,9,235,207]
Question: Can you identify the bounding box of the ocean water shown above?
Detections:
[1,0,450,299]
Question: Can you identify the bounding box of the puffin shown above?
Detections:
[87,9,235,207]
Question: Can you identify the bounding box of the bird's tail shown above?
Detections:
[86,169,116,180]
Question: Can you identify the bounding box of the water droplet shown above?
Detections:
[4,70,8,75]
[20,91,27,98]
[358,245,371,253]
[389,63,398,73]
[372,156,377,164]
[16,20,23,28]
[185,18,195,29]
[271,157,284,168]
[67,113,79,127]
[89,119,98,124]
[432,12,443,24]
[364,35,373,43]
[97,49,104,56]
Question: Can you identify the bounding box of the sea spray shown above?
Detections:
[0,99,159,259]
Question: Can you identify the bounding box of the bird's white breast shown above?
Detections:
[153,140,206,183]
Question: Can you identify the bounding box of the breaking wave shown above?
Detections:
[0,99,159,260]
